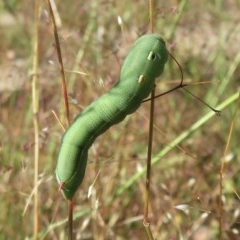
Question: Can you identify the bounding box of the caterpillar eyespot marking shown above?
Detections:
[55,34,168,200]
[148,51,157,61]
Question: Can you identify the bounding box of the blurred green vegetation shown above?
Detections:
[0,0,239,239]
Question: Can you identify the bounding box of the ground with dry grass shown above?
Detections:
[0,0,240,239]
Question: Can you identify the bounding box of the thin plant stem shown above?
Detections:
[46,0,72,239]
[32,0,40,238]
[144,221,154,240]
[46,0,70,126]
[68,200,74,240]
[144,87,155,240]
[143,1,155,239]
[144,89,155,220]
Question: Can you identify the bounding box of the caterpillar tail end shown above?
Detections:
[56,172,74,200]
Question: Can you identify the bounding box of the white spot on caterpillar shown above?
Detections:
[138,75,145,83]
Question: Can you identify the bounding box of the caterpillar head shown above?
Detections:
[118,34,168,100]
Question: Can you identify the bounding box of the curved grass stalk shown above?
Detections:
[219,90,240,239]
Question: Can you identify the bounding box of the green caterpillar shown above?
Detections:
[56,34,168,199]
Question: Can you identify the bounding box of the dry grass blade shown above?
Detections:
[45,0,70,126]
[31,0,41,238]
